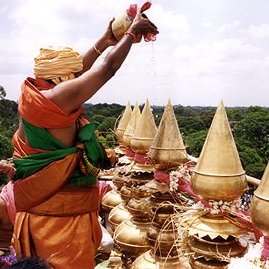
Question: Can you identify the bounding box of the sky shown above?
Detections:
[1,0,269,107]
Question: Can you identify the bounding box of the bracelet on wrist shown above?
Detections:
[125,32,136,42]
[93,44,102,55]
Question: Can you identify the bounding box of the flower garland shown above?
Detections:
[169,165,191,192]
[168,166,269,267]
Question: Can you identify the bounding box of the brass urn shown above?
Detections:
[108,203,132,232]
[122,102,141,148]
[187,214,248,269]
[116,101,133,143]
[102,189,122,214]
[114,219,151,266]
[191,101,247,201]
[148,100,188,170]
[130,99,157,155]
[250,161,269,236]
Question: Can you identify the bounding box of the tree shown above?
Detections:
[185,130,208,157]
[0,86,6,100]
[234,107,269,162]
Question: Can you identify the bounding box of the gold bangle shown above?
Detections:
[125,32,136,42]
[93,44,102,55]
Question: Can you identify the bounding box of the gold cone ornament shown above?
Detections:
[148,100,188,170]
[250,161,269,236]
[130,99,157,155]
[191,100,247,201]
[116,101,133,144]
[122,102,141,148]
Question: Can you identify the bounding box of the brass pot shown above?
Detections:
[188,235,247,259]
[191,172,247,201]
[146,223,178,256]
[250,162,269,236]
[250,195,269,236]
[131,250,184,269]
[188,214,246,239]
[115,102,132,143]
[101,189,122,214]
[151,204,175,228]
[112,173,127,191]
[148,148,188,171]
[127,197,152,221]
[130,99,157,155]
[150,192,176,211]
[108,203,132,232]
[189,255,228,269]
[120,185,133,204]
[114,219,151,260]
[133,184,155,199]
[130,137,155,155]
[190,101,247,201]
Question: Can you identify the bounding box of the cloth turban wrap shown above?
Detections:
[33,46,83,83]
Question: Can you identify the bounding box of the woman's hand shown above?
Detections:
[128,8,159,42]
[0,160,16,179]
[103,18,118,47]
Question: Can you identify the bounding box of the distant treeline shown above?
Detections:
[1,99,269,183]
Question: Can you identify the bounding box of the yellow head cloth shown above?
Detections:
[33,46,83,81]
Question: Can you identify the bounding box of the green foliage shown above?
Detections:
[236,143,266,178]
[177,116,206,136]
[0,98,268,181]
[185,130,208,157]
[234,106,269,162]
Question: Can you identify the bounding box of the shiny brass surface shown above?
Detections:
[101,189,122,214]
[120,185,133,204]
[130,99,157,155]
[251,162,269,236]
[116,102,132,143]
[188,235,247,259]
[112,173,127,191]
[191,173,247,201]
[127,197,152,221]
[151,204,175,227]
[188,214,245,239]
[191,101,247,201]
[250,195,269,237]
[148,100,188,170]
[123,102,141,147]
[146,223,178,256]
[189,255,228,269]
[108,203,132,232]
[150,192,176,210]
[133,184,156,199]
[114,219,151,259]
[131,250,184,269]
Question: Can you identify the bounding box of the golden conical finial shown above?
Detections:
[116,101,133,143]
[122,102,141,147]
[250,162,269,236]
[191,100,247,201]
[148,99,188,170]
[130,99,157,155]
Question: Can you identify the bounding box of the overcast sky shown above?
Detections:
[1,0,269,107]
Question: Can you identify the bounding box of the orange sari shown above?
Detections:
[12,78,102,269]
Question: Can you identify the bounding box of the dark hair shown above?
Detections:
[7,257,51,269]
